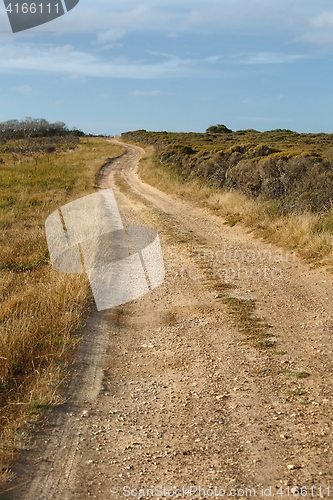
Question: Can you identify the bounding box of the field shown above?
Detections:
[122,128,333,267]
[0,136,124,481]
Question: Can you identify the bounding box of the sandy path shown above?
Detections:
[2,140,333,499]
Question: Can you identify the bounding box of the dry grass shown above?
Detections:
[138,148,333,268]
[0,137,125,482]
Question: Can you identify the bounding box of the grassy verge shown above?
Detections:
[136,146,333,269]
[0,137,125,483]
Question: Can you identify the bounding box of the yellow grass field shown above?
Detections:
[0,137,124,481]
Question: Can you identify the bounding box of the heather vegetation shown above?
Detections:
[122,127,333,214]
[122,127,333,265]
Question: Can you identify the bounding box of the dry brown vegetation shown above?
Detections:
[0,136,125,482]
[121,130,333,267]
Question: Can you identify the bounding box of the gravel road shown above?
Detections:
[2,140,333,500]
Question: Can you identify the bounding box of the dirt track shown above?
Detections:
[2,140,333,499]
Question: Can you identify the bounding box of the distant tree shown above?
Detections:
[70,128,85,137]
[206,124,233,134]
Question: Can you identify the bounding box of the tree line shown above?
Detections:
[0,118,84,140]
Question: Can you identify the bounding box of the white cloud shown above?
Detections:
[239,52,311,65]
[98,43,124,51]
[0,43,208,79]
[311,10,333,28]
[295,8,333,47]
[11,84,37,95]
[296,9,333,47]
[298,32,333,47]
[53,3,176,38]
[130,90,168,97]
[97,29,127,44]
[63,74,87,82]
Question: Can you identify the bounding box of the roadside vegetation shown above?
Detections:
[0,122,124,483]
[122,127,333,267]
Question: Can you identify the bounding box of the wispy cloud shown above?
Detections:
[311,10,333,28]
[11,84,37,95]
[63,74,87,82]
[235,52,312,65]
[97,29,127,44]
[130,89,169,97]
[297,9,333,47]
[0,43,219,79]
[97,43,124,51]
[298,32,333,47]
[52,99,66,106]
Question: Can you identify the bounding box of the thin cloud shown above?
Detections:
[236,52,312,65]
[98,43,125,51]
[88,4,174,41]
[52,99,66,106]
[97,29,127,44]
[297,9,333,47]
[11,85,37,95]
[130,90,169,97]
[63,74,87,82]
[311,10,333,28]
[0,43,216,79]
[298,32,333,47]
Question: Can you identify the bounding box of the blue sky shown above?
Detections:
[1,1,333,135]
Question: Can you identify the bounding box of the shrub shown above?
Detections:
[44,144,56,154]
[206,124,233,134]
